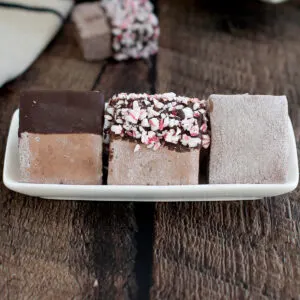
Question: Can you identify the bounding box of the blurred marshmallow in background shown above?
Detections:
[72,2,112,61]
[0,0,73,88]
[72,0,160,62]
[101,0,159,60]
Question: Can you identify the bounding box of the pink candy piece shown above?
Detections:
[129,111,138,121]
[139,109,147,120]
[163,117,169,128]
[149,137,159,145]
[188,138,201,148]
[202,134,210,149]
[200,123,207,132]
[154,99,164,109]
[182,107,193,119]
[141,118,150,127]
[183,134,190,141]
[134,144,141,152]
[141,134,149,144]
[159,119,164,130]
[153,142,161,151]
[190,125,199,137]
[149,118,159,131]
[111,125,122,134]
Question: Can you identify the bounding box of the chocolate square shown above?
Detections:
[19,90,104,136]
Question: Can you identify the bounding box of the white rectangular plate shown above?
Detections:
[3,110,299,201]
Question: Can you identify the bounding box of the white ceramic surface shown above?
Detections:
[3,110,299,201]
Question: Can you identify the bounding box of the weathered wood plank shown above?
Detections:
[0,44,103,300]
[71,201,138,300]
[151,0,300,299]
[151,199,300,299]
[0,17,152,299]
[0,19,133,299]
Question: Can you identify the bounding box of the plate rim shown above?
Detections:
[3,109,299,201]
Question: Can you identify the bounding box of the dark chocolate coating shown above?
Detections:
[19,90,104,136]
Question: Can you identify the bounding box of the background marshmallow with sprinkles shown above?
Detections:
[72,0,159,61]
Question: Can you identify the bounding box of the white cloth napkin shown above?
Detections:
[0,0,73,87]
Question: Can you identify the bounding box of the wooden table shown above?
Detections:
[1,0,300,299]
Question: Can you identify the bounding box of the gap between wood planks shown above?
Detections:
[90,56,157,300]
[89,2,159,298]
[133,54,157,300]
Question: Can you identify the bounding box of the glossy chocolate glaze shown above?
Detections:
[19,90,104,136]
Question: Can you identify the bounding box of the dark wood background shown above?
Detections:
[1,0,300,299]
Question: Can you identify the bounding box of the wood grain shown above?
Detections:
[0,22,103,298]
[94,59,151,99]
[151,0,300,299]
[0,21,150,299]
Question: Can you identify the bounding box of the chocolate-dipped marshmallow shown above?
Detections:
[19,90,104,184]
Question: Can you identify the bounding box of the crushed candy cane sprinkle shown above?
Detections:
[101,0,159,60]
[104,93,210,151]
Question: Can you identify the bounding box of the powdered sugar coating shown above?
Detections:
[19,132,33,182]
[101,0,159,60]
[105,93,210,151]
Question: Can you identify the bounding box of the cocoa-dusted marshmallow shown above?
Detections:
[19,90,104,184]
[105,92,210,185]
[72,2,112,61]
[208,94,289,184]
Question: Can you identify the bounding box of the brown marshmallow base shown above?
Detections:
[72,3,112,61]
[79,33,112,61]
[19,133,102,184]
[108,139,200,185]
